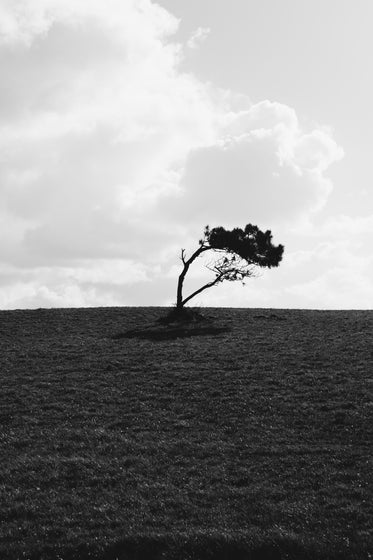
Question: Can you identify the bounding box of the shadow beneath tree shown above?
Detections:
[112,307,231,341]
[113,325,230,341]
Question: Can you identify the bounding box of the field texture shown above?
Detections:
[0,307,372,560]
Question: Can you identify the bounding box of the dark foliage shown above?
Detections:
[206,224,284,269]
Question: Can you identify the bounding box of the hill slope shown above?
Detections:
[1,307,372,559]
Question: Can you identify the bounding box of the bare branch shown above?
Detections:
[181,274,223,307]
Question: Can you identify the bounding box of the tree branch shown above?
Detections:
[181,273,224,307]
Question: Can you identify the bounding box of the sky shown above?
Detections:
[0,0,372,310]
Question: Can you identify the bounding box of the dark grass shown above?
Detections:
[0,306,372,559]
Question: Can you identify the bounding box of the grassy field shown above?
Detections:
[1,306,372,560]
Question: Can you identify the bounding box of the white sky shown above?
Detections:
[0,0,372,309]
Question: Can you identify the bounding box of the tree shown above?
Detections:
[176,224,284,309]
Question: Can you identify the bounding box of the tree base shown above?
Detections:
[157,307,208,325]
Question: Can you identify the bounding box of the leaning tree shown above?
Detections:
[176,224,284,309]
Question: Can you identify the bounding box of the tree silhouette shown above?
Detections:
[176,224,284,309]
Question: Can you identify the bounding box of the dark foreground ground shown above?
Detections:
[0,307,372,560]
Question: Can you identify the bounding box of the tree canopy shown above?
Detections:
[176,224,284,309]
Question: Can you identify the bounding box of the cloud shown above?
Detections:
[0,258,154,309]
[0,1,346,308]
[273,215,373,309]
[0,0,178,47]
[310,214,373,237]
[0,1,215,256]
[166,100,343,230]
[187,26,210,50]
[286,266,373,310]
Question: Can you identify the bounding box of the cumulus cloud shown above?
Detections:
[0,2,213,246]
[170,101,344,230]
[187,26,210,50]
[0,0,178,47]
[0,0,346,308]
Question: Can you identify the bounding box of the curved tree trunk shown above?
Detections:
[176,245,210,309]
